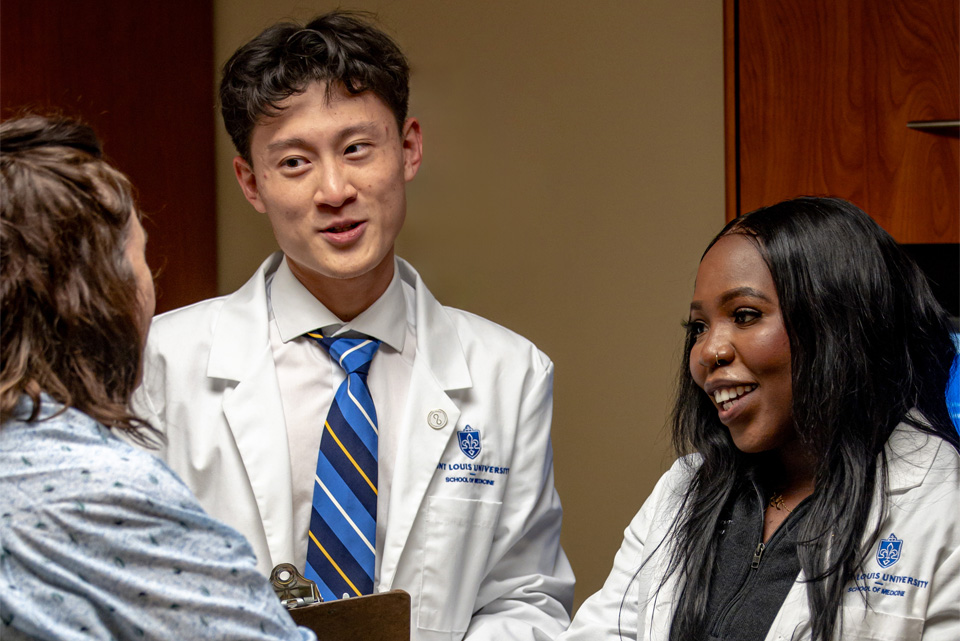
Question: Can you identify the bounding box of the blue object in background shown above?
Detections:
[948,329,960,433]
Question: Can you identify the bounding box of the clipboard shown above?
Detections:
[272,563,410,640]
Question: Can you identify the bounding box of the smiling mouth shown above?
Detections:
[714,385,757,411]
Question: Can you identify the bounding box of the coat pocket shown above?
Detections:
[416,496,502,634]
[835,606,923,641]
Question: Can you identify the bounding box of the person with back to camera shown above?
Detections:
[560,197,960,640]
[131,10,574,640]
[0,114,317,640]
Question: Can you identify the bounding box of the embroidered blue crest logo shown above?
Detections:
[457,425,481,459]
[876,533,902,569]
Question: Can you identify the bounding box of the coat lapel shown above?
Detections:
[208,253,296,568]
[765,422,942,640]
[379,259,472,588]
[636,526,682,639]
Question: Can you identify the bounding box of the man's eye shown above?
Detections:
[345,143,368,155]
[281,157,306,169]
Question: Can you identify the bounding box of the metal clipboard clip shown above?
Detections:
[270,563,322,610]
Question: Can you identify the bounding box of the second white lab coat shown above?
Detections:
[561,423,960,640]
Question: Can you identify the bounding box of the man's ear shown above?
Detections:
[401,117,423,182]
[233,156,267,214]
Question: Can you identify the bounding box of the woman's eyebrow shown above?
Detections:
[690,287,772,312]
[718,286,772,305]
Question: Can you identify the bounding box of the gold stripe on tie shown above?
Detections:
[324,420,377,495]
[308,530,362,597]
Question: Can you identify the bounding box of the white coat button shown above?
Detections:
[427,410,448,429]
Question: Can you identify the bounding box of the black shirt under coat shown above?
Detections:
[672,479,812,641]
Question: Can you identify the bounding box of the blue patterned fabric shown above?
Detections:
[0,395,316,641]
[305,333,381,600]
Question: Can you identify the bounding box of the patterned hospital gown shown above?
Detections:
[0,395,316,641]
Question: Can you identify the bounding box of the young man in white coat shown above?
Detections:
[133,11,574,641]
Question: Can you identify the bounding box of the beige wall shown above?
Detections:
[215,0,725,610]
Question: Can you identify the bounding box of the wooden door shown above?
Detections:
[1,0,217,313]
[725,0,959,245]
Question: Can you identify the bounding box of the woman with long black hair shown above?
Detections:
[561,197,959,640]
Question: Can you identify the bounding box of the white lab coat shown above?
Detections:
[133,254,574,641]
[561,423,960,641]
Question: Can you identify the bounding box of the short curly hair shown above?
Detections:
[220,10,410,164]
[1,113,153,443]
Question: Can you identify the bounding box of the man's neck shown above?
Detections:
[287,253,396,322]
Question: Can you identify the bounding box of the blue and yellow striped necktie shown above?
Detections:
[305,332,381,600]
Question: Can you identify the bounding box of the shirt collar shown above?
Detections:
[270,256,406,352]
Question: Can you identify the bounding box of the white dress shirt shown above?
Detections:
[266,257,416,583]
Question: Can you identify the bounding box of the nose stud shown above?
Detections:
[715,352,721,366]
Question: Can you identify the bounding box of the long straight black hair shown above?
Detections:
[665,197,958,641]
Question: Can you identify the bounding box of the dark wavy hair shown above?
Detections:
[220,10,410,164]
[1,114,155,443]
[665,197,958,640]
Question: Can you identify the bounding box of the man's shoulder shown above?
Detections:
[147,254,278,353]
[441,304,541,348]
[398,257,552,372]
[144,295,232,363]
[441,304,552,371]
[150,294,230,334]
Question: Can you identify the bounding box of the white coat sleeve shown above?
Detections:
[461,360,576,641]
[921,513,960,639]
[559,460,689,641]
